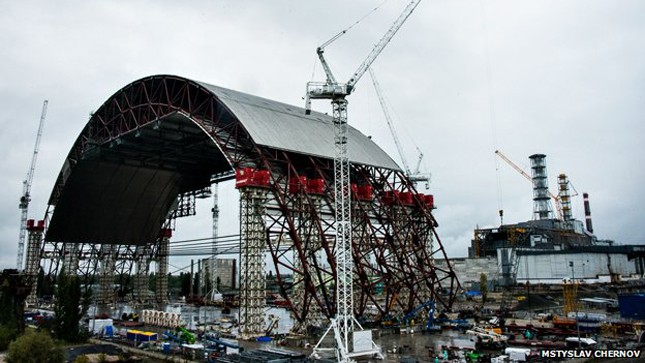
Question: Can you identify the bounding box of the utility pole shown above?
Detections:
[569,261,581,349]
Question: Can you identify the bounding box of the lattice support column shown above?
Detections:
[63,243,79,275]
[134,244,151,304]
[25,220,44,307]
[155,229,172,308]
[98,244,116,311]
[239,186,268,339]
[390,204,411,316]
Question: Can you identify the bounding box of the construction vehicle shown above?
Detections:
[17,100,48,271]
[466,326,509,348]
[265,314,279,336]
[401,300,441,333]
[368,68,431,189]
[204,334,242,361]
[305,1,422,361]
[164,326,196,344]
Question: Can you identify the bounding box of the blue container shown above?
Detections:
[163,342,171,354]
[618,294,645,319]
[104,326,114,337]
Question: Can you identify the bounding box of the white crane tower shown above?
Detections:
[368,68,431,189]
[17,100,48,271]
[305,1,421,361]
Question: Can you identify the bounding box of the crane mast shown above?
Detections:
[209,184,220,299]
[17,100,48,271]
[306,1,421,361]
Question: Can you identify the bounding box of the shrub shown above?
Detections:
[6,330,64,363]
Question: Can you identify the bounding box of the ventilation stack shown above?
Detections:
[558,174,573,221]
[583,192,594,234]
[529,154,553,220]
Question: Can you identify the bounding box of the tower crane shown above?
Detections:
[208,184,220,300]
[494,150,564,220]
[368,68,431,189]
[17,100,48,271]
[305,1,421,361]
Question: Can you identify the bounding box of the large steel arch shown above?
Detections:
[40,74,460,328]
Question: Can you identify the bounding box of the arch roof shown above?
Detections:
[45,75,400,245]
[195,81,399,170]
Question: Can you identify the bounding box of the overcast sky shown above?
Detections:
[1,0,643,272]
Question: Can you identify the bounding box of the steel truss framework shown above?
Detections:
[40,75,459,325]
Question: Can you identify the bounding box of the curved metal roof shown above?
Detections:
[45,75,400,245]
[197,81,400,170]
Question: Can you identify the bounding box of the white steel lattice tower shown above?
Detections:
[529,154,553,220]
[25,220,44,306]
[155,229,171,307]
[239,187,268,339]
[333,98,354,351]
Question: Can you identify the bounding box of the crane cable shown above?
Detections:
[310,0,390,82]
[480,0,503,223]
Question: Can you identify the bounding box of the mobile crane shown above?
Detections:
[305,1,422,361]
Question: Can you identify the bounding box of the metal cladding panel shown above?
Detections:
[46,160,180,245]
[198,81,401,171]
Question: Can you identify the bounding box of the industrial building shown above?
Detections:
[468,153,645,286]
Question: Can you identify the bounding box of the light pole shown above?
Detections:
[569,261,581,349]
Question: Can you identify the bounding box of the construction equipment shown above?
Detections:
[208,184,220,301]
[402,300,439,332]
[17,100,48,271]
[368,68,431,189]
[495,150,564,220]
[265,314,279,335]
[306,1,421,361]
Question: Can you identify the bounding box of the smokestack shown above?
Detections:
[529,154,553,220]
[583,192,593,233]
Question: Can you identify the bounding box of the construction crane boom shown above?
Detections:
[368,68,431,189]
[494,150,563,220]
[306,2,421,361]
[368,68,409,174]
[305,0,422,113]
[17,100,48,271]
